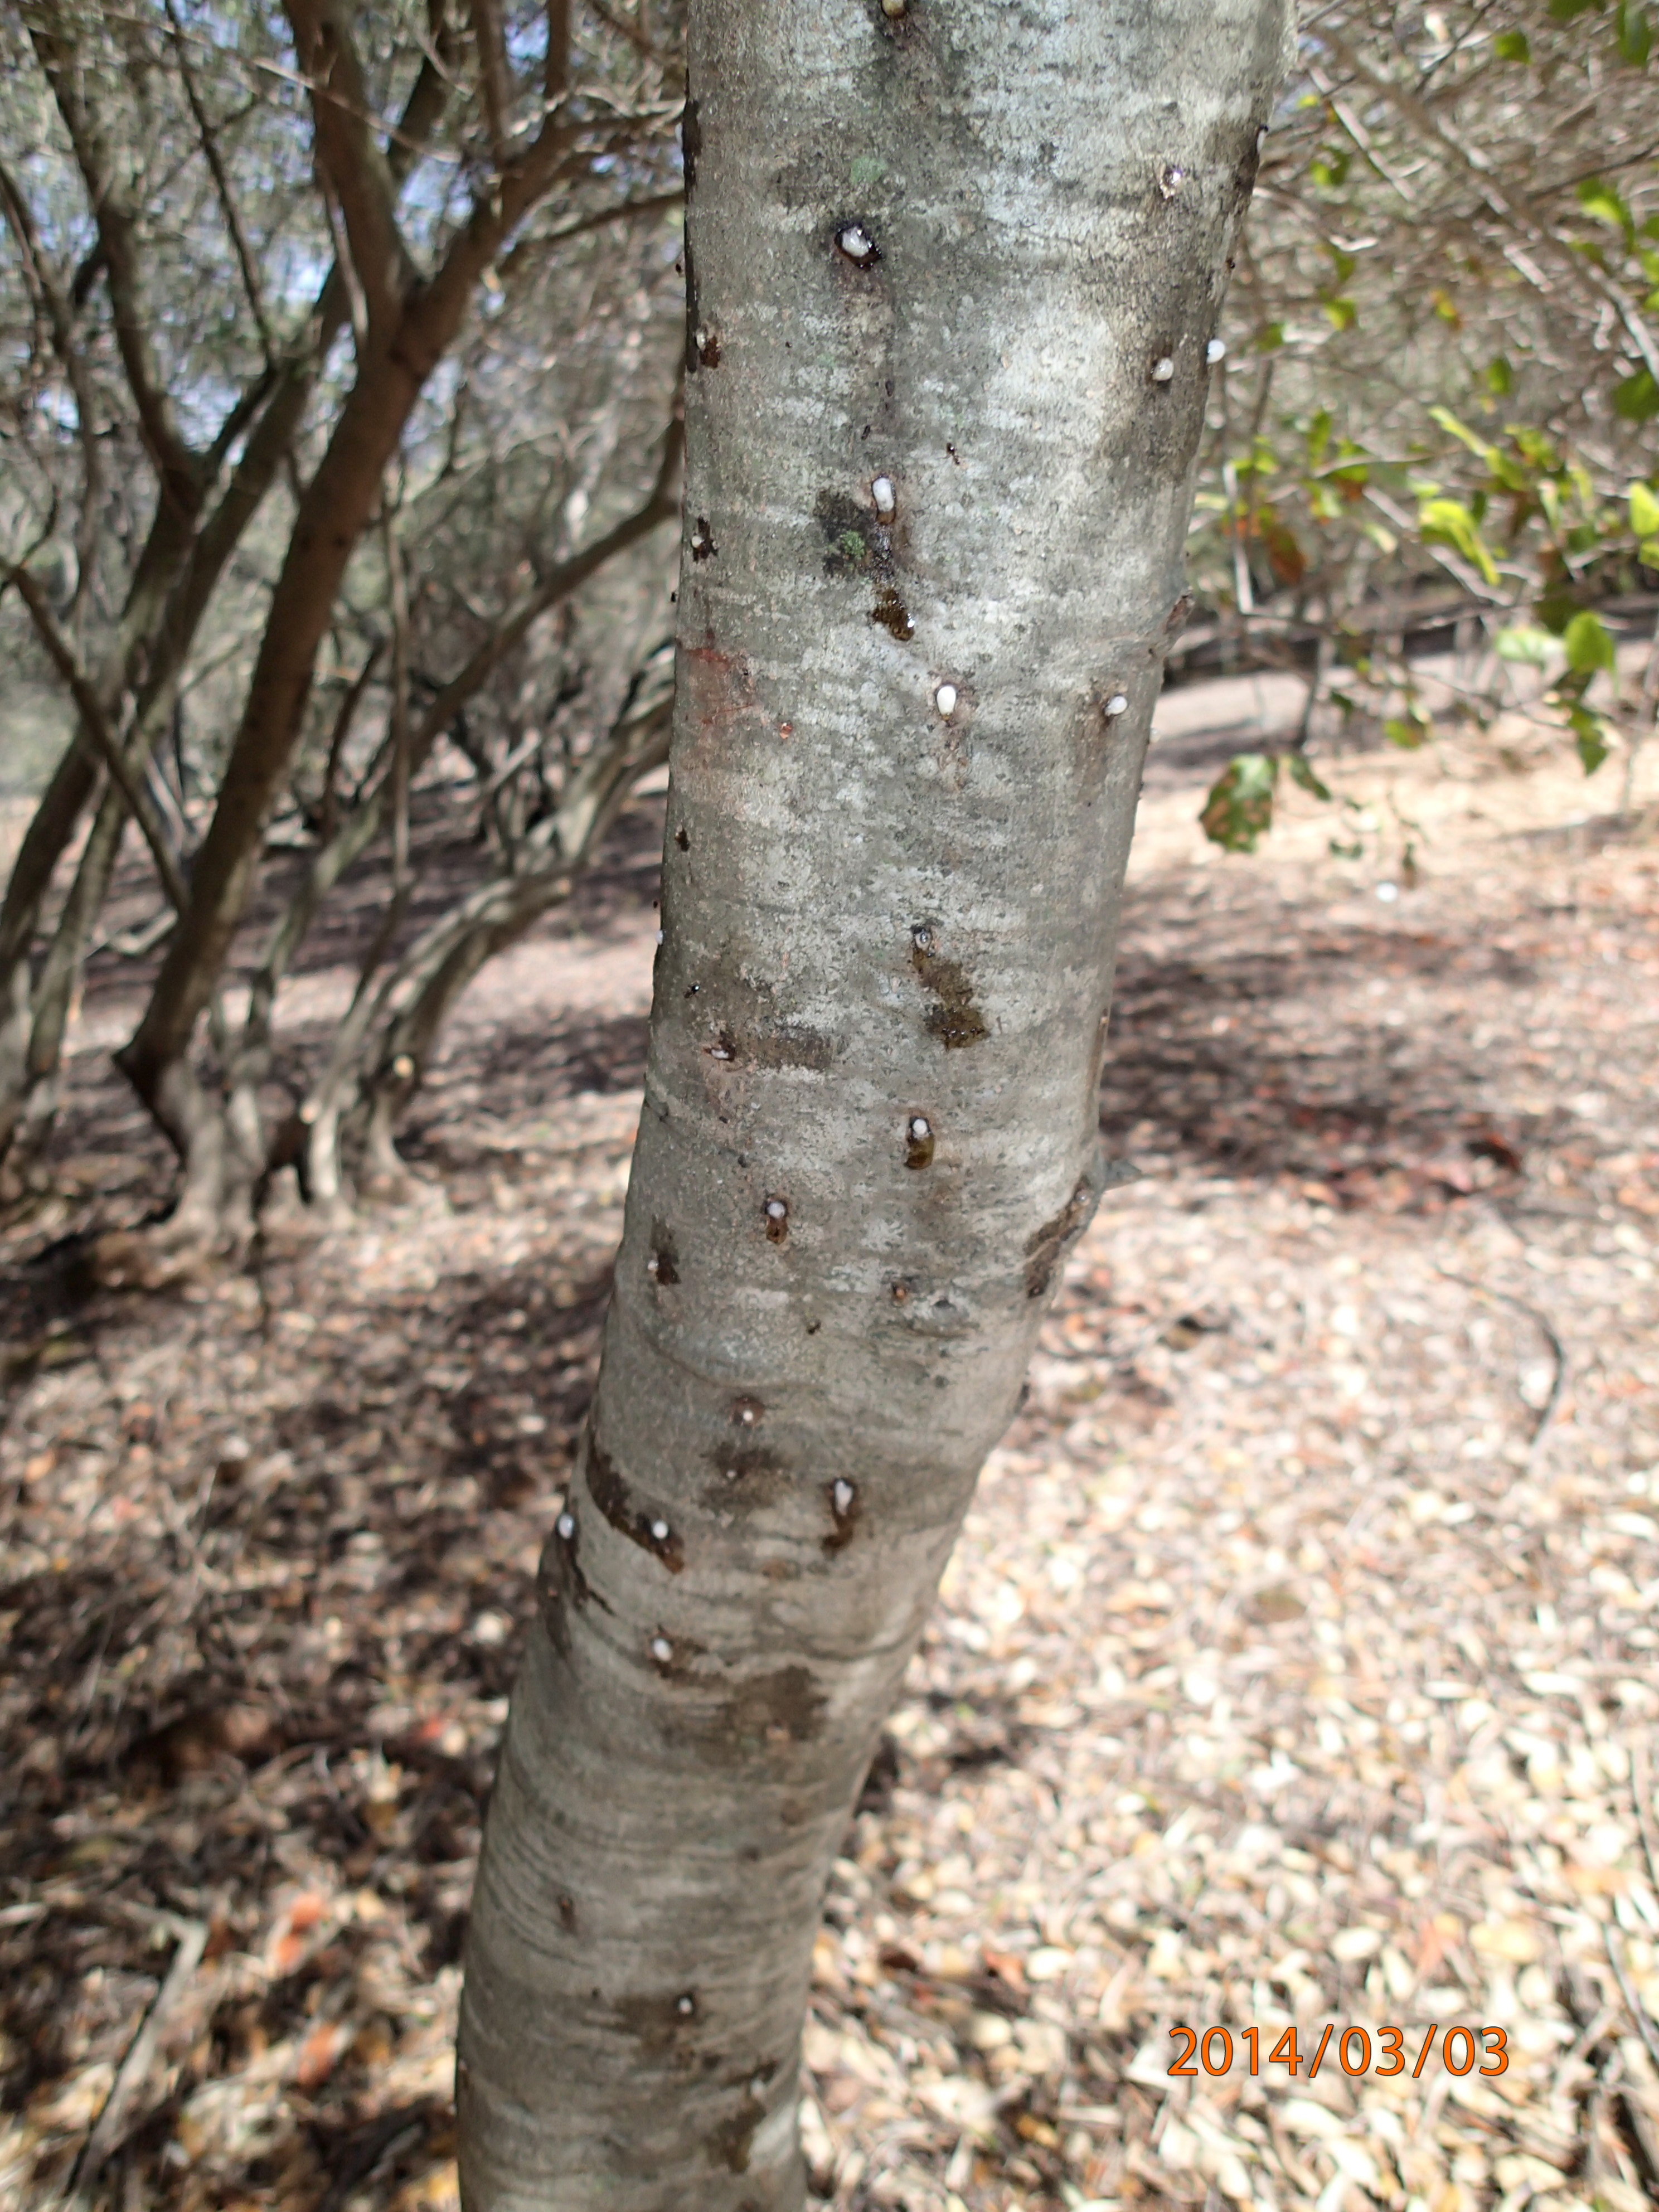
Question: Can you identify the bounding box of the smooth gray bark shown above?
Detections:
[458,1,1291,2204]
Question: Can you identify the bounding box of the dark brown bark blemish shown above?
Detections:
[717,1664,826,1749]
[681,97,702,189]
[816,488,887,577]
[675,824,691,850]
[823,1476,860,1553]
[870,588,915,639]
[690,516,717,562]
[539,1514,614,1634]
[648,1221,680,1284]
[910,929,989,1049]
[832,217,882,267]
[1025,1176,1094,1298]
[739,1024,835,1073]
[904,1113,935,1168]
[617,1989,699,2058]
[586,1435,686,1571]
[763,1196,789,1243]
[706,1444,785,1506]
[731,1393,764,1427]
[707,2089,764,2174]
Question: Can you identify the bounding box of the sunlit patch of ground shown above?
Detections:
[1,711,1656,2210]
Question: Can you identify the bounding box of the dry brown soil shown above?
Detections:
[2,705,1657,2212]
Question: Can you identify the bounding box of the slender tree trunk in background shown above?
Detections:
[458,0,1291,2203]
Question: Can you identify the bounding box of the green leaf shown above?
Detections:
[1418,496,1500,585]
[1568,705,1611,773]
[1306,409,1332,468]
[1549,0,1603,17]
[1384,717,1427,749]
[1629,482,1659,536]
[1495,625,1558,666]
[1199,754,1279,853]
[1640,537,1659,566]
[1286,753,1333,801]
[1614,368,1659,421]
[1493,28,1531,56]
[1577,178,1636,248]
[1428,404,1490,458]
[1562,609,1616,673]
[1256,321,1286,352]
[1486,356,1514,395]
[1324,296,1357,331]
[1616,0,1652,61]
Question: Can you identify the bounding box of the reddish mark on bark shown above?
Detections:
[586,1435,685,1572]
[1025,1176,1095,1299]
[557,1893,577,1932]
[683,633,761,753]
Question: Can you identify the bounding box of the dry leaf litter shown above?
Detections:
[1,700,1656,2212]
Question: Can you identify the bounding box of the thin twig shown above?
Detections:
[67,1915,208,2207]
[1633,1742,1659,1911]
[2,566,190,913]
[1605,1923,1659,2079]
[1435,1269,1566,1461]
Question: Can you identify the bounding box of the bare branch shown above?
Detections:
[0,157,103,615]
[4,566,190,915]
[545,0,570,104]
[498,186,683,283]
[469,0,513,161]
[26,13,202,520]
[409,408,683,759]
[163,0,275,362]
[283,0,416,338]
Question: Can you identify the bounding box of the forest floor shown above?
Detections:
[1,691,1657,2212]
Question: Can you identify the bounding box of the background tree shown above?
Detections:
[1185,0,1659,851]
[3,0,1655,1244]
[0,0,685,1239]
[454,0,1293,2203]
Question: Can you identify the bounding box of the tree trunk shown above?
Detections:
[457,0,1290,2203]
